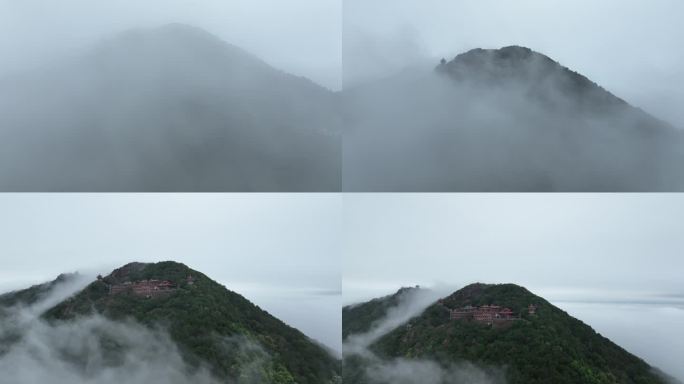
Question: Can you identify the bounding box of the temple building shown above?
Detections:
[449,304,528,325]
[109,279,176,298]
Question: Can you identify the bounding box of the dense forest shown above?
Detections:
[343,286,424,339]
[2,262,341,384]
[344,283,675,384]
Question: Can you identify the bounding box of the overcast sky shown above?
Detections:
[0,0,341,90]
[343,194,684,303]
[343,0,684,127]
[343,193,684,380]
[0,193,341,353]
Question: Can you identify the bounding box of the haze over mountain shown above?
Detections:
[343,0,684,137]
[3,27,682,191]
[0,261,341,384]
[343,46,684,191]
[342,194,684,382]
[0,23,340,191]
[342,284,680,384]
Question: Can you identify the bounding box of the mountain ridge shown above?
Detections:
[344,283,676,384]
[435,46,667,123]
[343,44,684,191]
[342,286,426,340]
[0,24,341,191]
[0,261,341,384]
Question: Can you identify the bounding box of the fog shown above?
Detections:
[0,279,280,383]
[0,0,341,89]
[342,0,684,191]
[343,194,684,381]
[0,2,340,191]
[343,0,684,127]
[0,317,223,384]
[3,0,683,191]
[0,193,342,354]
[364,359,506,384]
[342,45,684,191]
[343,286,506,384]
[344,287,443,355]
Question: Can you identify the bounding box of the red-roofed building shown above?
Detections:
[109,279,176,298]
[450,304,530,324]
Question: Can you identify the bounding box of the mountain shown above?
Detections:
[343,286,425,340]
[5,36,681,192]
[0,24,340,191]
[0,262,341,384]
[343,45,684,191]
[343,283,676,384]
[0,272,78,308]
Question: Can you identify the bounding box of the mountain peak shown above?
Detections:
[439,283,539,314]
[437,45,559,82]
[33,261,341,383]
[105,261,149,281]
[101,261,196,287]
[434,45,633,116]
[101,23,234,55]
[395,285,422,295]
[54,272,79,283]
[120,23,219,41]
[348,282,672,384]
[154,22,209,34]
[461,45,538,61]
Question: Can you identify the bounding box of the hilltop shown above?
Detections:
[343,45,684,191]
[343,286,425,339]
[0,24,340,191]
[344,283,675,384]
[436,46,632,113]
[0,272,79,308]
[0,261,341,384]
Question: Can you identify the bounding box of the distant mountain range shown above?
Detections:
[343,283,679,384]
[0,24,340,191]
[343,46,684,191]
[0,261,341,384]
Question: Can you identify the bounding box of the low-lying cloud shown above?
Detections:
[0,24,340,191]
[366,358,506,384]
[0,315,222,384]
[344,286,442,354]
[343,286,506,384]
[0,277,279,384]
[343,48,684,191]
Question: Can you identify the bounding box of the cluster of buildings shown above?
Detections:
[105,276,195,298]
[109,279,176,298]
[448,304,538,325]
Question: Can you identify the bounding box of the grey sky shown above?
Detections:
[343,0,684,127]
[0,193,341,353]
[343,194,684,380]
[343,194,684,302]
[0,0,341,90]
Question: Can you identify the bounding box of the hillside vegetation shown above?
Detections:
[3,262,340,384]
[344,283,671,384]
